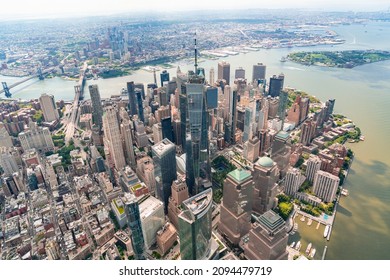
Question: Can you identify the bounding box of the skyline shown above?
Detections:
[2,0,390,20]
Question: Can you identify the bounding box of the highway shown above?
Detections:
[64,62,88,144]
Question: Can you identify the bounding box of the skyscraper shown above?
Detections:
[244,210,288,260]
[284,167,306,196]
[268,74,284,97]
[103,106,126,171]
[152,139,177,213]
[271,131,292,177]
[160,70,170,87]
[119,108,136,167]
[235,67,245,79]
[18,121,54,152]
[252,157,279,214]
[0,123,13,148]
[313,170,340,202]
[306,155,322,184]
[218,61,230,85]
[139,196,165,249]
[135,88,144,122]
[123,193,145,260]
[127,81,138,116]
[167,177,189,230]
[219,169,254,245]
[252,63,266,83]
[89,85,103,129]
[300,119,316,146]
[39,93,59,122]
[0,147,18,176]
[161,116,174,142]
[277,90,288,122]
[209,67,215,85]
[179,188,213,260]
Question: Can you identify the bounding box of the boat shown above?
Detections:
[293,222,298,231]
[295,241,301,251]
[280,56,287,62]
[305,243,312,254]
[290,242,296,248]
[307,219,312,226]
[309,248,316,258]
[300,215,305,222]
[324,225,330,238]
[341,189,349,196]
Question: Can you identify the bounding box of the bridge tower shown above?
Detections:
[38,67,44,80]
[1,82,11,98]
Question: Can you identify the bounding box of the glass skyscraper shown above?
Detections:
[178,188,213,260]
[123,193,145,260]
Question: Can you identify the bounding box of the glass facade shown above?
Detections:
[178,188,213,260]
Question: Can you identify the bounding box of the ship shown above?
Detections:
[307,219,312,226]
[309,248,316,258]
[324,225,330,238]
[290,242,296,248]
[300,215,305,222]
[280,56,287,62]
[295,241,301,251]
[305,243,312,254]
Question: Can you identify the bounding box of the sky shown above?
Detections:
[2,0,389,19]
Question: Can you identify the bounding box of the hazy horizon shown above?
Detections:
[2,0,390,21]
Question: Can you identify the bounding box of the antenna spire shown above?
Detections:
[194,31,198,74]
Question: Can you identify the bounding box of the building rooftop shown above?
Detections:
[257,210,285,234]
[257,156,274,168]
[182,188,212,217]
[152,138,175,156]
[228,168,251,183]
[139,196,163,220]
[275,130,290,140]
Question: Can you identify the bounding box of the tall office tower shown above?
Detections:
[325,99,336,121]
[135,88,144,122]
[0,147,18,176]
[19,121,54,152]
[218,61,230,85]
[287,97,301,125]
[306,155,322,183]
[178,71,188,152]
[134,83,145,99]
[161,116,174,142]
[139,196,165,249]
[206,87,218,110]
[127,81,138,116]
[136,156,156,194]
[271,131,291,177]
[153,123,163,143]
[219,169,254,245]
[39,93,59,122]
[123,193,145,260]
[185,75,210,195]
[160,70,170,87]
[252,63,266,83]
[103,106,126,171]
[2,176,19,197]
[284,167,306,196]
[134,120,148,148]
[152,139,177,213]
[313,170,340,202]
[243,137,260,162]
[252,157,279,214]
[268,74,285,97]
[179,188,213,260]
[172,119,182,146]
[268,98,279,119]
[209,67,215,85]
[300,119,316,146]
[243,101,256,142]
[277,90,288,122]
[230,90,239,143]
[299,97,310,123]
[244,210,288,260]
[0,123,13,148]
[88,85,103,129]
[119,109,136,167]
[235,67,245,79]
[258,99,269,132]
[167,177,189,229]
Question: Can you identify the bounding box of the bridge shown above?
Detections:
[0,67,55,97]
[64,62,88,143]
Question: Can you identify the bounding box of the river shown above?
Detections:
[2,21,390,259]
